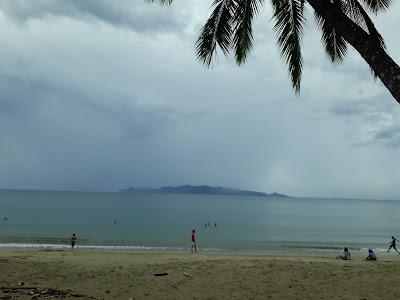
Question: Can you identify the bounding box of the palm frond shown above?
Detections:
[314,11,348,63]
[272,0,306,93]
[195,0,238,67]
[347,0,386,49]
[342,0,368,31]
[233,0,265,65]
[361,0,391,13]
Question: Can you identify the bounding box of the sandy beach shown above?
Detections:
[1,249,400,299]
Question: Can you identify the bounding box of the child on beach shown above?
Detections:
[70,233,77,250]
[387,236,400,254]
[366,249,377,260]
[336,247,351,260]
[191,229,197,253]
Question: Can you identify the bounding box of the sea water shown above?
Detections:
[0,190,399,253]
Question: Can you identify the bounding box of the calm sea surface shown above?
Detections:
[0,190,399,252]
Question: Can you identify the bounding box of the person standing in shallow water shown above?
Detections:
[70,233,77,250]
[191,229,197,253]
[387,236,400,254]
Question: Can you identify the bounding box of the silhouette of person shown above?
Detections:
[70,233,77,250]
[387,236,400,254]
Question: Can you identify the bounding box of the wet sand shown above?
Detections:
[1,249,400,299]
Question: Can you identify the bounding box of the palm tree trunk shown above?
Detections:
[307,0,400,104]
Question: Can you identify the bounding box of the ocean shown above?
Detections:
[0,190,399,253]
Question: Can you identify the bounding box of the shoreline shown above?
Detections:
[0,241,396,256]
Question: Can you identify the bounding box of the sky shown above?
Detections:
[0,0,399,199]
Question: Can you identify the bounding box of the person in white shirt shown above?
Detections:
[336,247,351,260]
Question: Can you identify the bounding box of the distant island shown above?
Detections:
[118,185,289,197]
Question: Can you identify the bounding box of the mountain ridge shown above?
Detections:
[118,184,289,197]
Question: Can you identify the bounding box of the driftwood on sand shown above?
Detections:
[1,286,100,299]
[154,272,169,276]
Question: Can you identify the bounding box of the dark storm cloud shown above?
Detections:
[0,0,185,33]
[0,66,180,192]
[0,71,178,139]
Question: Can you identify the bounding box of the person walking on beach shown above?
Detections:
[191,229,197,253]
[70,233,77,250]
[387,236,400,254]
[336,247,351,260]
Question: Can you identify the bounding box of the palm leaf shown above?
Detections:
[195,0,238,67]
[342,0,368,31]
[272,0,306,93]
[314,11,348,63]
[342,0,385,48]
[361,0,391,12]
[233,0,265,65]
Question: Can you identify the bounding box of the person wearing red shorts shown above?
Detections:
[191,229,197,253]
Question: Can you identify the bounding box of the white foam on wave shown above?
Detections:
[0,243,181,251]
[298,246,396,254]
[359,247,397,254]
[0,243,225,252]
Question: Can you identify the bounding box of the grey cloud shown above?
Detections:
[370,126,400,148]
[94,99,179,139]
[330,95,400,149]
[329,101,369,116]
[0,0,186,33]
[0,68,181,192]
[0,71,178,140]
[327,94,397,116]
[350,126,400,149]
[373,126,400,141]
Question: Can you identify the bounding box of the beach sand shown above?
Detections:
[1,249,400,299]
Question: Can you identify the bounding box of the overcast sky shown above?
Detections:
[0,0,399,199]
